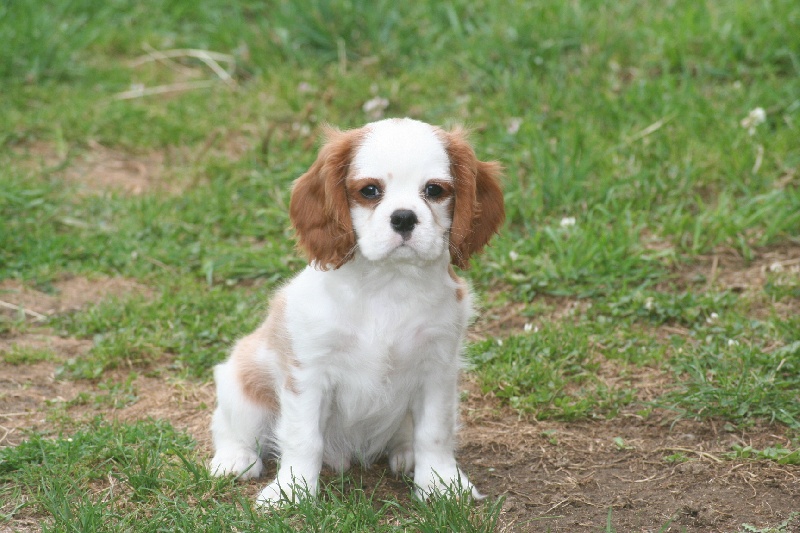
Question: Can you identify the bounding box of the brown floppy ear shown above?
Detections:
[441,127,505,270]
[289,126,364,270]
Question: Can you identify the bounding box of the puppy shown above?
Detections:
[210,118,504,505]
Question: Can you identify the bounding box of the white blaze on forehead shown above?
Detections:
[352,118,451,180]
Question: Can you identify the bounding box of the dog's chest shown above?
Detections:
[339,313,446,385]
[326,297,457,418]
[287,264,466,419]
[326,325,430,452]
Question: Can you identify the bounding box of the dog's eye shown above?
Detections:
[424,183,444,199]
[360,185,381,199]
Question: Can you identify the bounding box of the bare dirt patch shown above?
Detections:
[0,334,92,445]
[662,246,800,325]
[111,372,215,450]
[10,140,171,195]
[0,275,151,319]
[0,355,211,450]
[65,141,169,195]
[667,246,800,293]
[458,384,800,532]
[472,290,589,341]
[9,132,261,197]
[708,247,800,295]
[0,276,154,447]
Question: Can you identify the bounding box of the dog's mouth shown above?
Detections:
[392,242,417,256]
[373,237,422,262]
[358,230,447,264]
[389,238,445,263]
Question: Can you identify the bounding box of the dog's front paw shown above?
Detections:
[414,466,483,500]
[255,478,314,507]
[209,450,263,480]
[255,480,291,507]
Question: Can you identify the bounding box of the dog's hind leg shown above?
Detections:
[209,337,278,480]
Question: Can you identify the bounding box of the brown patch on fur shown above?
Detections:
[263,293,299,394]
[448,264,467,302]
[447,264,460,283]
[232,333,279,411]
[290,126,366,270]
[455,286,466,302]
[232,292,299,408]
[439,127,505,270]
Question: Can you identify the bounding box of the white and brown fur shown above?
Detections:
[210,118,504,505]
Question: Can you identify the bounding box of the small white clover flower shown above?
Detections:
[706,312,719,324]
[524,323,533,332]
[509,250,519,261]
[506,117,523,135]
[560,216,576,228]
[291,122,311,137]
[362,96,389,119]
[740,107,766,135]
[644,297,655,310]
[727,339,739,347]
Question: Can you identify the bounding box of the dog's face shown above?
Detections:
[348,119,453,264]
[289,118,504,270]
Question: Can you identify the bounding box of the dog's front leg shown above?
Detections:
[411,368,479,499]
[256,385,325,506]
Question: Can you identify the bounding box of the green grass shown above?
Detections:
[1,344,56,365]
[740,513,800,533]
[53,283,266,379]
[0,419,502,531]
[1,0,799,529]
[468,326,637,420]
[663,332,800,428]
[726,444,800,465]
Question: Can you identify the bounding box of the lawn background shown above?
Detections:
[1,1,799,531]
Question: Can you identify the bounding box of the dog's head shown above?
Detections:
[289,118,504,270]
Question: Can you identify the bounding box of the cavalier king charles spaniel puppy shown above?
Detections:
[210,117,504,505]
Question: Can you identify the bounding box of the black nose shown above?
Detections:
[390,209,418,236]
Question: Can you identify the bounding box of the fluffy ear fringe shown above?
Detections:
[441,126,505,270]
[289,127,365,270]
